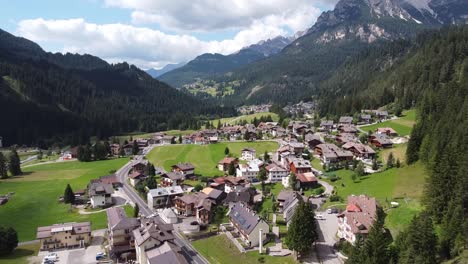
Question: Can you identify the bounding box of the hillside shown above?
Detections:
[0,29,233,147]
[158,36,293,88]
[210,0,467,105]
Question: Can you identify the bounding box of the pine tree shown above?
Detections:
[228,161,236,176]
[257,167,267,183]
[387,152,395,168]
[217,120,221,129]
[361,208,392,264]
[224,147,230,156]
[145,175,158,189]
[0,227,18,256]
[133,204,139,217]
[289,173,297,190]
[372,159,379,171]
[132,140,139,155]
[148,163,156,176]
[355,162,365,176]
[396,158,401,168]
[63,184,75,204]
[8,149,22,176]
[118,146,125,157]
[264,151,270,162]
[285,199,318,257]
[178,135,182,144]
[0,153,7,179]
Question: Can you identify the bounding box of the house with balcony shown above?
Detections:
[174,193,214,225]
[265,163,289,183]
[106,207,140,258]
[171,163,195,178]
[36,222,91,251]
[228,202,269,247]
[337,195,378,244]
[160,172,185,187]
[147,186,184,209]
[88,182,114,208]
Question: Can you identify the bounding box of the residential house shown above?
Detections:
[224,176,248,193]
[160,172,185,187]
[337,195,378,244]
[305,134,324,149]
[375,110,389,120]
[147,186,184,209]
[277,190,295,211]
[37,222,91,251]
[339,116,353,125]
[314,143,353,165]
[272,127,287,138]
[241,148,256,161]
[122,144,133,156]
[161,136,175,145]
[369,134,393,148]
[106,207,139,257]
[360,114,372,124]
[133,218,182,264]
[174,193,214,225]
[338,124,358,134]
[88,182,114,208]
[228,202,269,247]
[296,172,318,190]
[110,144,121,156]
[171,163,195,178]
[201,187,226,204]
[128,171,147,187]
[289,158,312,174]
[159,208,178,224]
[376,127,398,137]
[342,142,376,159]
[282,192,303,227]
[136,139,149,148]
[265,163,289,183]
[336,133,359,144]
[218,157,238,172]
[223,189,255,205]
[90,174,121,188]
[236,159,263,182]
[319,120,334,132]
[132,160,149,174]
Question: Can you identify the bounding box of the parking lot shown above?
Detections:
[37,229,107,264]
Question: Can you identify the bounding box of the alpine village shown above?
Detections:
[0,0,466,264]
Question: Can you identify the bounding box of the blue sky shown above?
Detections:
[3,0,336,69]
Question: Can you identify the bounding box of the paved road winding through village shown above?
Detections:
[115,145,209,264]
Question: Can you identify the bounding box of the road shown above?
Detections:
[115,145,209,264]
[313,213,343,264]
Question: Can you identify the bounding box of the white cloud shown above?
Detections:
[106,0,335,32]
[16,1,337,69]
[17,18,290,69]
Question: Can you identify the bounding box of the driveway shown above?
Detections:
[38,229,106,264]
[314,212,342,264]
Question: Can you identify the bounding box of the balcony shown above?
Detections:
[43,239,60,245]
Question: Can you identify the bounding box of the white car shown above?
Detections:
[43,254,58,262]
[315,214,325,220]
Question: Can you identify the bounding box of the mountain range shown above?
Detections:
[146,62,185,78]
[158,0,466,104]
[157,35,295,88]
[0,29,232,146]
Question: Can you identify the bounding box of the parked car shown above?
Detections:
[315,214,325,220]
[43,253,58,262]
[327,208,339,214]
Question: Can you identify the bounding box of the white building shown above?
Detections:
[241,148,256,161]
[88,182,114,208]
[158,208,178,224]
[265,163,289,183]
[236,159,263,182]
[147,186,184,209]
[228,202,269,247]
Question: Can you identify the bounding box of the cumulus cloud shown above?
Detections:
[17,18,289,69]
[106,0,335,32]
[16,1,337,69]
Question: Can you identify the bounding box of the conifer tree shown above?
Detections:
[0,153,7,179]
[133,204,139,217]
[8,149,21,176]
[63,184,75,204]
[132,140,139,155]
[224,147,230,156]
[285,199,318,257]
[228,161,236,176]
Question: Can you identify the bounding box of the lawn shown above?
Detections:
[209,112,279,127]
[146,141,279,177]
[0,242,40,264]
[379,143,408,164]
[192,234,297,264]
[323,161,427,236]
[115,130,195,143]
[360,109,416,136]
[0,158,129,241]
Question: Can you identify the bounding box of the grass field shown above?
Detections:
[380,143,407,164]
[146,141,278,177]
[360,109,416,136]
[0,242,40,264]
[209,112,279,127]
[115,130,195,143]
[0,158,129,241]
[192,234,297,264]
[323,161,427,236]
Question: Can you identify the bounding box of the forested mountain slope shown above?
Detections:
[0,29,233,147]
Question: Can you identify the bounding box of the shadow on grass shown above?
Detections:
[0,248,35,260]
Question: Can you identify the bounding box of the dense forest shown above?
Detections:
[0,29,235,147]
[344,26,468,263]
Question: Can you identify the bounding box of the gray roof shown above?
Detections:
[88,182,114,196]
[277,190,295,202]
[163,172,185,181]
[172,163,194,171]
[37,222,91,239]
[106,207,139,231]
[339,116,353,123]
[146,242,188,264]
[148,186,184,198]
[228,202,266,234]
[133,219,175,247]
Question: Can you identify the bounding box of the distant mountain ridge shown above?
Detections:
[0,28,230,146]
[214,0,467,105]
[157,35,295,88]
[146,62,185,78]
